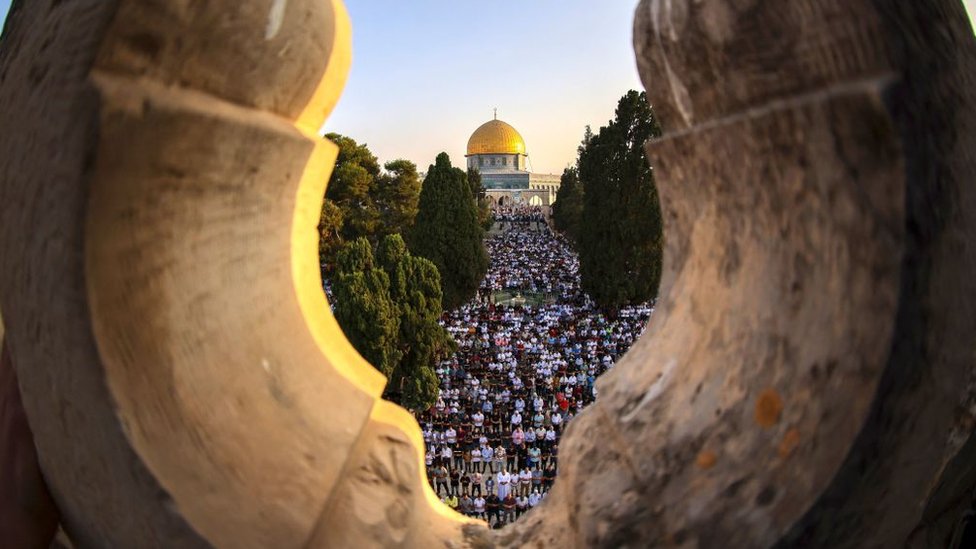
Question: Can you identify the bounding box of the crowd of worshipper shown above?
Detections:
[420,215,652,527]
[492,205,546,232]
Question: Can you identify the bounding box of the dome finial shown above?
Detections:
[493,107,497,120]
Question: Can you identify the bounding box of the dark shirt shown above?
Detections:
[486,495,500,511]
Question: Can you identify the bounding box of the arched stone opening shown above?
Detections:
[0,1,974,548]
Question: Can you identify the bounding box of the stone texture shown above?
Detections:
[632,0,896,129]
[96,0,338,119]
[0,1,210,545]
[305,402,487,549]
[1,0,974,547]
[499,0,976,547]
[0,0,408,547]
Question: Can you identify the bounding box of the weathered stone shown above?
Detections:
[95,0,337,120]
[0,1,397,547]
[1,0,974,547]
[500,1,976,547]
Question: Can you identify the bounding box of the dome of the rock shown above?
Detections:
[466,119,527,156]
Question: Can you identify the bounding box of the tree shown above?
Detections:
[320,138,451,410]
[409,153,489,310]
[317,199,344,265]
[331,238,401,378]
[376,235,455,410]
[319,134,424,268]
[325,133,380,241]
[576,90,664,308]
[331,235,452,411]
[467,167,493,230]
[375,159,422,237]
[551,167,583,242]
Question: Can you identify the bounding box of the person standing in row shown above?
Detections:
[434,464,449,496]
[502,492,517,523]
[519,467,532,497]
[471,470,483,497]
[473,494,486,520]
[486,491,501,524]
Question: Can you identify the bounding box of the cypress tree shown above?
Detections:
[331,235,453,411]
[377,234,455,411]
[577,90,664,308]
[552,167,584,242]
[331,238,401,377]
[409,153,488,310]
[467,167,493,230]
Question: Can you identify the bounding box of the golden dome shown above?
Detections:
[466,119,527,156]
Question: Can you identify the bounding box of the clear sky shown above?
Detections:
[1,1,975,173]
[325,1,644,175]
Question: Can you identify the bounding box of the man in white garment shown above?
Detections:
[496,468,512,500]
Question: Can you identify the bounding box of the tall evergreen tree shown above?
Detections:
[551,167,583,242]
[331,238,401,378]
[576,90,664,308]
[409,153,488,310]
[467,167,493,230]
[377,235,454,410]
[331,235,453,411]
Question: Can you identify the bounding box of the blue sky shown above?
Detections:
[325,1,645,174]
[2,1,974,173]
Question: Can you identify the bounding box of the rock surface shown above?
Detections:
[0,0,974,547]
[497,1,976,547]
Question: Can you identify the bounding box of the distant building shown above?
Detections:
[465,114,560,212]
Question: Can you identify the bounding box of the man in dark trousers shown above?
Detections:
[485,490,501,526]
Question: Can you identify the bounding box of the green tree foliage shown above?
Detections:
[325,133,381,240]
[332,235,454,411]
[409,153,489,310]
[376,235,455,409]
[375,159,422,237]
[551,167,584,242]
[317,199,344,261]
[331,238,401,378]
[321,136,453,410]
[576,90,664,308]
[467,167,494,230]
[319,134,423,268]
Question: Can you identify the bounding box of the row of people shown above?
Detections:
[420,223,652,527]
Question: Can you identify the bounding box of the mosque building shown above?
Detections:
[465,113,561,212]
